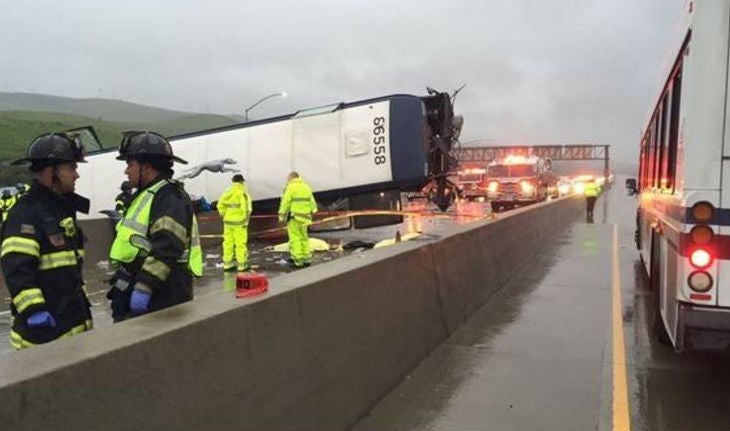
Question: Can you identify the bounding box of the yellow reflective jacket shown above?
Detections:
[217,183,252,225]
[1,196,17,221]
[110,178,203,282]
[584,182,600,197]
[278,177,318,224]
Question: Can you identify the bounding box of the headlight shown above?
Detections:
[520,181,534,193]
[573,183,585,195]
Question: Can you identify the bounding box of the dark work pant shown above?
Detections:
[586,196,597,214]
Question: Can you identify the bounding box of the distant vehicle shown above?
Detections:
[557,176,572,196]
[625,178,637,195]
[455,164,488,201]
[72,89,463,226]
[631,0,730,352]
[485,155,558,212]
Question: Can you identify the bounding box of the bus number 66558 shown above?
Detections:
[373,117,387,165]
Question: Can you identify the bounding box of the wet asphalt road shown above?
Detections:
[3,185,730,430]
[353,183,730,431]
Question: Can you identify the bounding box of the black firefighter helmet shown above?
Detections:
[116,131,187,164]
[11,133,86,169]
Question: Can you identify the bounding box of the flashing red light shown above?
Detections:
[689,248,713,269]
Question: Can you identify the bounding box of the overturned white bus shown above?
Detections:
[72,89,461,229]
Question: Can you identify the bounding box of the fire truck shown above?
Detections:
[485,155,558,212]
[455,164,488,200]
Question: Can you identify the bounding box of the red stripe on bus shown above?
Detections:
[653,218,730,260]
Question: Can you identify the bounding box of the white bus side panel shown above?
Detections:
[76,151,127,217]
[76,101,394,219]
[719,159,730,306]
[292,112,342,192]
[339,102,393,188]
[170,128,252,202]
[681,2,727,191]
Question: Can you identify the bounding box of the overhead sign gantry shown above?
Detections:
[454,144,611,179]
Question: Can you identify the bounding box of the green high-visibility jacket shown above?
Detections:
[584,182,600,197]
[278,177,317,224]
[110,177,203,295]
[218,182,252,225]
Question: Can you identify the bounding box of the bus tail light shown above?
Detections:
[689,225,713,245]
[688,271,713,292]
[691,201,714,223]
[689,248,713,269]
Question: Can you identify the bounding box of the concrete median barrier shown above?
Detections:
[0,196,582,430]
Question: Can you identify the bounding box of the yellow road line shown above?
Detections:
[612,224,631,431]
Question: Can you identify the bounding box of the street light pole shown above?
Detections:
[243,91,287,122]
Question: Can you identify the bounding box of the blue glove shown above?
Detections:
[130,289,151,315]
[27,311,56,328]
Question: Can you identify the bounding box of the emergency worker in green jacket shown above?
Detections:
[108,131,203,322]
[217,173,252,272]
[278,171,318,268]
[1,133,92,349]
[1,189,16,222]
[584,177,600,220]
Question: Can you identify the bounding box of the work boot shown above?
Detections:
[238,265,251,272]
[223,263,237,272]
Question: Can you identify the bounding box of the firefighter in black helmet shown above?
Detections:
[0,133,92,350]
[108,131,203,322]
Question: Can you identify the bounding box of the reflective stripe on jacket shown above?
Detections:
[278,178,318,224]
[584,182,600,197]
[217,183,252,225]
[110,178,203,281]
[0,180,92,348]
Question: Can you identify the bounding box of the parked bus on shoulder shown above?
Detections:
[629,0,730,352]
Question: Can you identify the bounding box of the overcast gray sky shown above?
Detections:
[0,0,687,163]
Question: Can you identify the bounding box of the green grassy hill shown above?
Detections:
[0,92,213,123]
[0,109,238,185]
